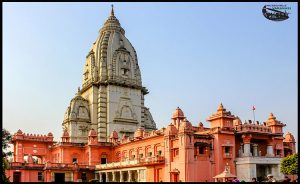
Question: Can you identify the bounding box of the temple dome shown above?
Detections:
[82,5,142,89]
[284,132,295,142]
[63,91,90,122]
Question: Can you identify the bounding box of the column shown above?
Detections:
[238,144,243,157]
[137,170,140,182]
[267,144,274,157]
[105,172,109,182]
[253,144,258,157]
[99,172,102,182]
[112,171,116,182]
[128,170,132,182]
[120,171,124,182]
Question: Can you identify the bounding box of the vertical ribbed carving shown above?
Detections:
[141,94,145,128]
[97,85,107,142]
[99,32,110,82]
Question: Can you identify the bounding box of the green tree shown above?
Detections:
[2,128,12,182]
[280,153,298,175]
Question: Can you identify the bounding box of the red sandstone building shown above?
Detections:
[6,105,296,182]
[5,6,296,182]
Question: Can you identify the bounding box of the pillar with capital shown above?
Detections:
[242,134,252,157]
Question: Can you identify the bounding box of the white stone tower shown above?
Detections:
[62,6,156,143]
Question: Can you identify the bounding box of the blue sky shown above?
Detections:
[3,2,298,148]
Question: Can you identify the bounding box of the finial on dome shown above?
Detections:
[111,4,114,16]
[217,103,225,111]
[268,112,276,120]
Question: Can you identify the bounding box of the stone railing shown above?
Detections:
[235,156,281,164]
[96,156,165,170]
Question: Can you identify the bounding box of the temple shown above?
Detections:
[5,6,296,182]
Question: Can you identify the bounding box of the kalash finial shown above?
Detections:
[111,4,114,16]
[76,87,81,96]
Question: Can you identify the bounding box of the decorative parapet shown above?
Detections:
[235,123,271,133]
[11,130,54,142]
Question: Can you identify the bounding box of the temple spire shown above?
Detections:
[111,4,114,16]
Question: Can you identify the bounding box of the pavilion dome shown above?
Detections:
[179,118,193,131]
[165,124,178,135]
[172,107,185,119]
[284,132,295,143]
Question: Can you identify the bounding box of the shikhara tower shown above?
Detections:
[62,6,157,143]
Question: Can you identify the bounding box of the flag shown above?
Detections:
[252,106,256,111]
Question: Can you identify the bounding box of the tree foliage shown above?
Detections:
[2,128,12,182]
[280,153,298,175]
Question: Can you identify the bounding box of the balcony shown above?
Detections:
[96,156,165,170]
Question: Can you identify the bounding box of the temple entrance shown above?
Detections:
[256,164,270,182]
[13,172,21,182]
[54,173,65,182]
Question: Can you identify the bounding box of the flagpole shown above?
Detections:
[253,106,256,123]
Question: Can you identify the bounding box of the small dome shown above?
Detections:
[47,132,53,137]
[179,118,193,131]
[172,107,185,119]
[17,129,23,134]
[110,130,118,139]
[284,132,295,142]
[62,130,69,137]
[134,127,144,138]
[165,124,177,135]
[233,117,242,126]
[88,129,97,136]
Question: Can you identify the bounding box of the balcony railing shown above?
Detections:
[96,156,165,170]
[9,162,45,168]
